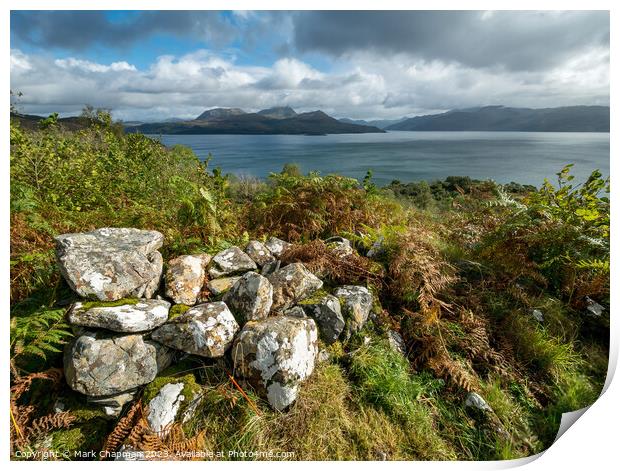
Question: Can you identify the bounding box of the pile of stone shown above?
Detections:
[57,228,376,417]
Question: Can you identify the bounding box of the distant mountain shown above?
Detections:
[195,108,246,120]
[257,106,297,119]
[339,117,409,129]
[127,108,384,135]
[386,106,610,132]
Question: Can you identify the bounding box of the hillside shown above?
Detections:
[126,107,384,135]
[9,115,609,461]
[387,106,610,132]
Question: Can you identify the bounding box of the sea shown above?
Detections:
[148,131,610,187]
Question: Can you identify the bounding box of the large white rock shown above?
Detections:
[245,240,276,267]
[68,299,170,333]
[165,254,211,305]
[232,316,318,411]
[151,302,239,357]
[55,228,164,301]
[264,237,292,258]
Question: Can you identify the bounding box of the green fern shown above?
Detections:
[11,307,74,363]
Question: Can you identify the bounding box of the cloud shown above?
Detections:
[10,11,239,51]
[55,58,137,73]
[292,11,609,72]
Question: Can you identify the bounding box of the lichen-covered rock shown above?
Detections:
[267,263,323,312]
[232,316,318,411]
[464,392,493,412]
[387,330,406,355]
[325,236,354,257]
[245,240,276,267]
[87,389,138,417]
[151,302,239,357]
[55,228,164,301]
[165,254,211,305]
[299,293,345,344]
[334,285,373,335]
[223,272,273,323]
[64,331,169,396]
[531,309,544,322]
[208,246,257,278]
[68,299,170,333]
[585,296,605,316]
[205,276,241,296]
[264,237,292,258]
[366,236,385,259]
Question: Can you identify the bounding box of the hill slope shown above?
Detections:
[387,106,609,132]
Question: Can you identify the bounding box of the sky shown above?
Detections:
[10,10,610,121]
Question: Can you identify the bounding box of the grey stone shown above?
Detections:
[465,392,493,412]
[151,302,239,357]
[55,228,164,301]
[334,285,374,335]
[208,246,257,278]
[87,389,138,417]
[68,299,170,333]
[206,276,241,296]
[232,316,318,411]
[585,296,605,316]
[267,263,323,313]
[299,293,345,344]
[325,236,354,257]
[532,309,544,322]
[165,254,211,305]
[366,236,385,259]
[387,330,407,355]
[223,272,273,323]
[264,237,292,258]
[64,331,168,396]
[245,240,276,267]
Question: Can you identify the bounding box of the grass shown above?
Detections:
[9,115,609,461]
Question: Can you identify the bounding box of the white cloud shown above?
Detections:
[54,58,137,73]
[10,46,610,122]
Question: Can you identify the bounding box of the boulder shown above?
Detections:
[264,237,292,258]
[299,293,345,344]
[68,299,170,333]
[151,302,239,357]
[585,296,605,316]
[334,285,373,335]
[366,236,385,259]
[245,240,276,267]
[325,236,354,257]
[267,263,323,312]
[223,272,273,323]
[232,316,318,411]
[64,331,169,396]
[165,254,211,305]
[205,276,241,296]
[283,306,307,318]
[55,228,164,301]
[207,247,257,279]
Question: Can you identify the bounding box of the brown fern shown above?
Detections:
[101,400,142,455]
[26,411,75,438]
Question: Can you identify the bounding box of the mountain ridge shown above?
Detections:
[386,105,609,132]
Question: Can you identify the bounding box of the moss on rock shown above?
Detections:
[77,297,140,310]
[168,303,191,320]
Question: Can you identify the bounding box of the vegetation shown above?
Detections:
[10,112,609,460]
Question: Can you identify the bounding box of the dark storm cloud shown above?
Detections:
[10,11,237,50]
[292,11,609,71]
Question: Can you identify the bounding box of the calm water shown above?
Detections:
[150,131,610,186]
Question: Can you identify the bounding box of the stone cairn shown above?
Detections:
[56,228,376,431]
